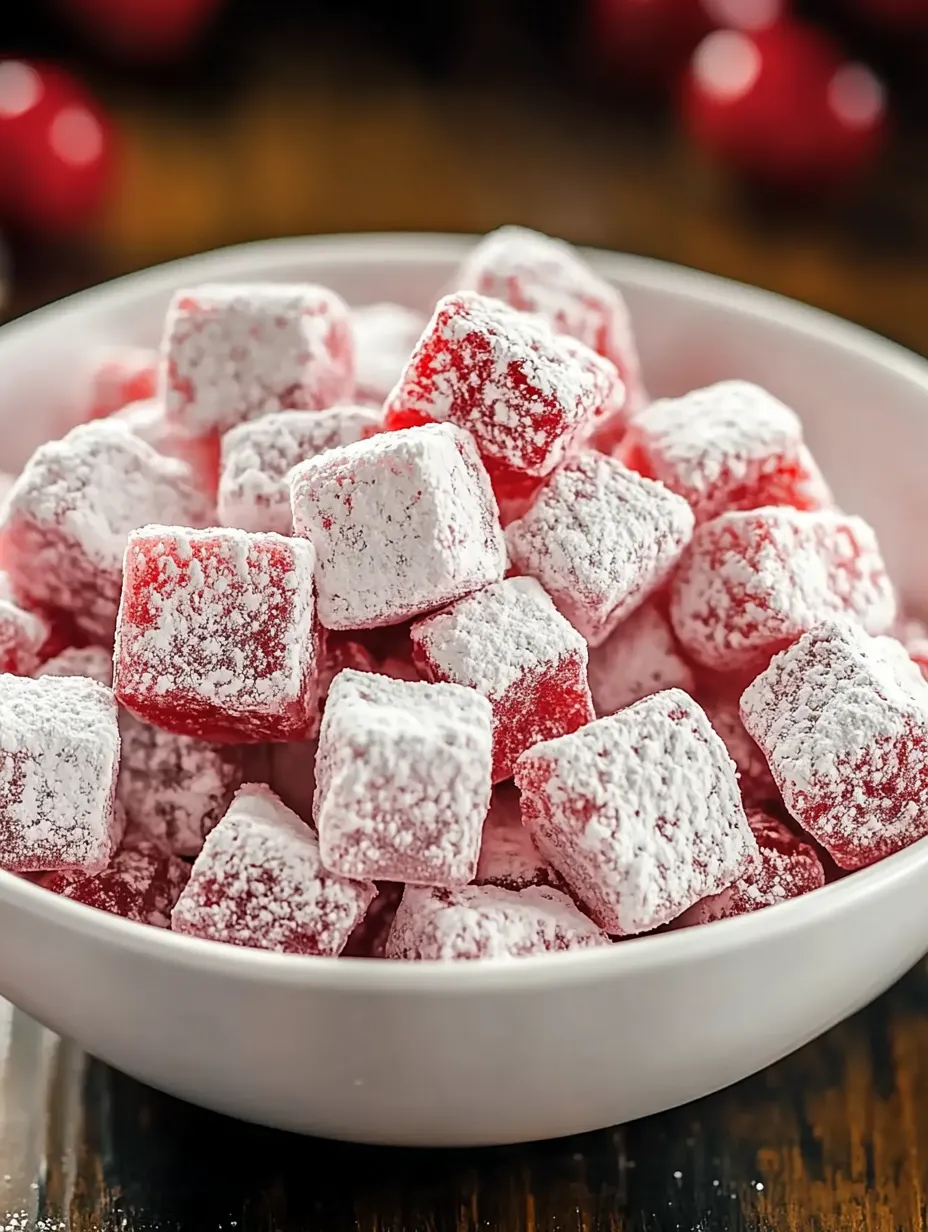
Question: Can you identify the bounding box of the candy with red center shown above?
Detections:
[0,674,121,874]
[410,576,594,782]
[587,599,696,717]
[475,783,563,892]
[674,809,826,926]
[39,837,190,927]
[0,575,49,676]
[699,689,777,805]
[382,291,618,479]
[514,688,755,935]
[740,620,928,870]
[171,783,376,955]
[290,422,507,631]
[619,380,832,523]
[114,525,319,743]
[85,345,158,420]
[670,506,896,673]
[351,302,428,406]
[218,405,381,535]
[314,669,493,886]
[385,883,609,960]
[161,283,354,439]
[506,453,694,647]
[342,882,404,958]
[0,421,213,643]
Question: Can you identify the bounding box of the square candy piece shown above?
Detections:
[114,526,319,743]
[36,644,113,686]
[410,577,594,782]
[0,578,49,676]
[515,688,756,935]
[0,674,121,874]
[162,283,354,438]
[385,884,609,961]
[741,620,928,869]
[39,837,190,928]
[172,784,376,955]
[351,303,428,406]
[700,689,777,806]
[383,291,617,478]
[218,406,381,535]
[671,507,896,673]
[85,345,158,420]
[619,381,832,524]
[290,423,507,631]
[587,600,696,718]
[506,453,694,647]
[475,783,563,892]
[1,421,213,643]
[115,398,222,496]
[314,669,493,886]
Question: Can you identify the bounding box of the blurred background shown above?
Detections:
[2,0,928,353]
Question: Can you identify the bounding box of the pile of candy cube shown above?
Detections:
[0,224,924,962]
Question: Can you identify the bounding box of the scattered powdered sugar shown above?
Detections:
[515,689,755,935]
[351,302,428,405]
[587,600,695,717]
[740,619,928,869]
[218,406,382,535]
[0,674,121,873]
[506,453,695,647]
[290,423,507,631]
[386,883,609,960]
[314,669,493,886]
[0,585,48,676]
[475,782,563,891]
[40,836,190,927]
[36,644,113,686]
[172,783,376,955]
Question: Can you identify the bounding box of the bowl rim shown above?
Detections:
[3,230,928,994]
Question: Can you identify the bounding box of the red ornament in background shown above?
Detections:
[58,0,225,62]
[0,61,116,236]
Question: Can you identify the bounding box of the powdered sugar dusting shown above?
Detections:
[352,302,427,406]
[40,837,190,927]
[587,600,696,716]
[36,644,113,686]
[0,583,48,676]
[85,344,157,420]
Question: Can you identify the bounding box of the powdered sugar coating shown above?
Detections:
[740,620,928,869]
[161,283,354,437]
[218,406,381,535]
[383,291,618,478]
[410,576,594,782]
[515,689,755,934]
[36,644,113,686]
[85,345,158,420]
[587,600,696,717]
[172,783,376,954]
[0,582,49,676]
[475,783,562,891]
[506,453,695,647]
[0,421,214,643]
[386,883,609,960]
[114,525,319,743]
[115,398,222,495]
[352,303,428,406]
[671,507,896,673]
[620,381,832,524]
[290,423,507,631]
[700,690,777,805]
[314,669,493,886]
[0,674,121,874]
[40,837,190,927]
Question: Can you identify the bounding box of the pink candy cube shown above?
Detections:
[671,507,896,673]
[218,406,381,535]
[506,453,695,647]
[0,674,121,874]
[586,599,696,717]
[351,302,428,406]
[314,669,493,886]
[1,421,213,643]
[172,784,376,955]
[115,398,222,496]
[0,575,49,676]
[385,883,609,960]
[161,283,354,438]
[475,783,563,892]
[515,689,756,934]
[114,526,319,743]
[85,345,158,420]
[290,423,507,631]
[35,644,113,686]
[410,577,594,783]
[39,836,190,928]
[741,620,928,870]
[699,687,778,806]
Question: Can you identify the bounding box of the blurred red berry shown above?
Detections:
[590,0,714,90]
[58,0,225,61]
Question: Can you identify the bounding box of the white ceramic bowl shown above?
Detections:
[1,234,927,1148]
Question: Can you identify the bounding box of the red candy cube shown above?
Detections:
[1,421,213,643]
[218,406,381,536]
[115,398,222,496]
[314,669,493,886]
[740,620,928,870]
[671,507,896,673]
[700,689,777,806]
[173,784,376,954]
[385,883,609,960]
[351,302,427,407]
[290,423,507,631]
[475,783,564,892]
[586,599,696,717]
[619,380,832,523]
[410,577,595,783]
[382,291,618,479]
[114,526,319,743]
[0,574,49,676]
[39,837,190,928]
[85,345,158,420]
[162,283,354,438]
[675,809,826,926]
[515,689,756,935]
[506,453,694,647]
[0,674,121,874]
